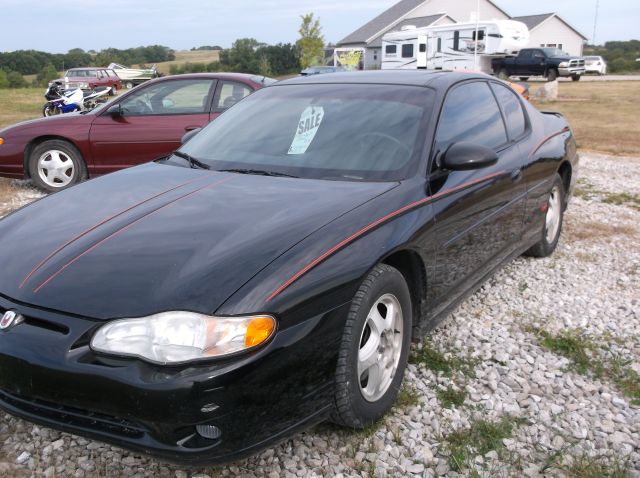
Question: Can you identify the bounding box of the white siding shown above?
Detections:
[407,0,509,23]
[526,16,584,56]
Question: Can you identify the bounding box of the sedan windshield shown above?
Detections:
[178,84,434,181]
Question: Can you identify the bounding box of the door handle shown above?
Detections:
[184,125,201,131]
[511,169,523,181]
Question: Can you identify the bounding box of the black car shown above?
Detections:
[492,47,586,81]
[0,71,578,465]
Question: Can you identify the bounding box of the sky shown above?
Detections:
[2,0,638,53]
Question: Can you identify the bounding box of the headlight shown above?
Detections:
[91,312,276,365]
[558,62,569,68]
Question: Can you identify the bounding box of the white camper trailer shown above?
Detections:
[381,20,529,73]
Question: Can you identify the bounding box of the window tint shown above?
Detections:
[437,38,442,52]
[435,81,507,152]
[419,43,426,53]
[214,81,252,110]
[453,31,460,51]
[490,83,526,140]
[119,79,215,116]
[402,44,414,58]
[385,45,397,55]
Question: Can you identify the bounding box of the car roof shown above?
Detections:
[152,72,275,85]
[276,70,492,88]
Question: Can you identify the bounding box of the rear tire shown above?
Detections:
[125,81,134,89]
[547,69,558,82]
[519,77,530,81]
[28,140,87,192]
[332,264,412,428]
[525,174,565,258]
[110,85,118,96]
[498,68,510,80]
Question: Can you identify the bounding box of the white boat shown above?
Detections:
[107,63,159,88]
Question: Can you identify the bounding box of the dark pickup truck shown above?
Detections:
[492,47,586,82]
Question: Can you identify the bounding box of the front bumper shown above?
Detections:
[0,296,349,464]
[558,67,585,77]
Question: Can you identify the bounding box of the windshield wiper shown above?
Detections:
[217,168,298,178]
[172,151,210,170]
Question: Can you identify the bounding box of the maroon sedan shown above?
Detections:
[0,73,274,191]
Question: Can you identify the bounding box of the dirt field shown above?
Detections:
[153,50,221,75]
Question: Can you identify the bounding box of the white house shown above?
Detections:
[512,13,587,56]
[337,0,587,69]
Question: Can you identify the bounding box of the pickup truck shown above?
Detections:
[492,47,586,82]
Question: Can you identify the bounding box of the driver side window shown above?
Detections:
[119,79,215,116]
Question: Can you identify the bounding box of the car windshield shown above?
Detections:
[178,84,433,181]
[65,70,97,78]
[542,48,569,57]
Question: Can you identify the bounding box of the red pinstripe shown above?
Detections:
[33,176,232,294]
[20,175,209,289]
[266,170,506,302]
[528,127,570,159]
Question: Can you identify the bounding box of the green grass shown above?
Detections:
[394,383,420,409]
[436,385,467,408]
[0,88,43,129]
[602,192,640,210]
[531,327,640,406]
[559,453,631,478]
[573,179,640,210]
[409,341,477,377]
[445,417,519,472]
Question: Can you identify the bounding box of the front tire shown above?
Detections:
[525,174,565,258]
[110,85,118,96]
[332,264,412,428]
[571,74,581,82]
[28,139,87,192]
[498,68,510,80]
[519,77,530,81]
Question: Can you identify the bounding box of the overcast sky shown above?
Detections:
[2,0,638,53]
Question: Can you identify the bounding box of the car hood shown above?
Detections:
[0,162,397,319]
[2,111,93,134]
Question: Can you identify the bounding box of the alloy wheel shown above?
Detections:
[545,185,562,243]
[358,293,404,402]
[37,150,75,188]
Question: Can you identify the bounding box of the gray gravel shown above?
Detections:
[0,152,638,477]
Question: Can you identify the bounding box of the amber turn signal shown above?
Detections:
[0,138,4,145]
[245,316,276,347]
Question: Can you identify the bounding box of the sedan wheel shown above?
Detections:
[37,150,75,188]
[358,294,404,402]
[333,264,412,428]
[525,174,565,258]
[28,139,88,192]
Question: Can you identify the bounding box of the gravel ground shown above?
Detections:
[0,152,638,477]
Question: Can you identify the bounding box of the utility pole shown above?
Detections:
[592,0,600,45]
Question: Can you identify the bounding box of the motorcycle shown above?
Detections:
[43,84,111,117]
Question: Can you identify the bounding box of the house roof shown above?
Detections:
[368,14,452,47]
[338,0,425,45]
[512,13,588,40]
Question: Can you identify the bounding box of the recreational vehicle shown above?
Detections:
[381,20,529,73]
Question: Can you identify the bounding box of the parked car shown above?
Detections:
[54,68,123,96]
[492,48,586,81]
[300,65,346,75]
[0,73,274,191]
[0,71,578,465]
[584,56,607,75]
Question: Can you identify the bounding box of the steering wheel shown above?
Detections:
[132,99,152,115]
[358,132,411,156]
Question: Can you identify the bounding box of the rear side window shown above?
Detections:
[435,81,507,152]
[490,83,526,140]
[402,44,414,58]
[214,81,252,110]
[385,45,397,56]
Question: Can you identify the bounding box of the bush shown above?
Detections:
[34,64,59,87]
[6,71,27,88]
[0,70,9,89]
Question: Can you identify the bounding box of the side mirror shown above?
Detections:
[181,127,202,145]
[106,104,123,116]
[441,142,498,171]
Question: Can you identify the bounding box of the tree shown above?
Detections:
[0,70,9,89]
[220,38,264,73]
[297,13,324,69]
[7,70,27,88]
[34,64,59,87]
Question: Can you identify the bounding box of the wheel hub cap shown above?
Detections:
[37,150,74,188]
[358,293,403,402]
[545,185,561,243]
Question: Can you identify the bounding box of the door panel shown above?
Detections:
[89,79,217,175]
[426,81,526,312]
